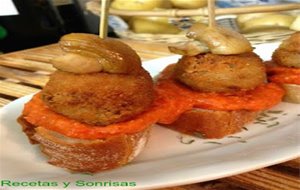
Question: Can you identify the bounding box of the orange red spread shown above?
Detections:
[267,65,300,85]
[156,65,284,124]
[269,74,300,85]
[23,93,164,139]
[23,64,285,139]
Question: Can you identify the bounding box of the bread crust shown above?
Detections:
[17,116,150,173]
[282,84,300,103]
[164,108,258,139]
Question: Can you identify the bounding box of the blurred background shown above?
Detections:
[0,0,115,53]
[0,0,299,53]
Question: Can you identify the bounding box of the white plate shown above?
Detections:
[0,43,300,190]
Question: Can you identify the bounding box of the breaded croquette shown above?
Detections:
[41,69,154,125]
[272,32,300,68]
[174,52,266,93]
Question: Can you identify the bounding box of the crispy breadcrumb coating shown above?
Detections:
[272,49,300,68]
[41,69,154,125]
[272,32,300,68]
[174,52,266,93]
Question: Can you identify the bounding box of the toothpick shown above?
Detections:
[208,0,216,28]
[99,0,110,38]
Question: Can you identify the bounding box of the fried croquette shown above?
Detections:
[174,52,266,93]
[41,69,154,126]
[278,32,300,52]
[272,49,300,68]
[272,32,300,68]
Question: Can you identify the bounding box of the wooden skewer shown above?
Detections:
[208,0,216,28]
[99,0,110,38]
[90,3,300,17]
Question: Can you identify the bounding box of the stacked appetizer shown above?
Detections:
[18,33,163,173]
[266,32,300,103]
[17,31,295,172]
[156,23,284,139]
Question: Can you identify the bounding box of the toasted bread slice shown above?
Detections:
[18,116,150,173]
[282,84,300,104]
[164,108,258,139]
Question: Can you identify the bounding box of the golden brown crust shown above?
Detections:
[272,48,300,68]
[174,53,266,93]
[164,108,258,139]
[272,32,300,68]
[17,116,151,173]
[278,32,300,53]
[282,84,300,104]
[17,116,39,144]
[41,69,154,125]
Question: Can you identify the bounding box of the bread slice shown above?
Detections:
[164,108,258,139]
[17,116,150,173]
[282,84,300,103]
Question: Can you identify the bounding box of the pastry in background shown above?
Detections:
[237,13,296,33]
[266,32,300,103]
[111,0,171,11]
[110,0,209,34]
[170,0,207,9]
[129,15,181,34]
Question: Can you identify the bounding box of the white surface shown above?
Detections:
[0,43,300,190]
[0,0,19,16]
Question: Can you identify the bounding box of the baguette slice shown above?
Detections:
[282,84,300,103]
[164,108,258,139]
[18,116,150,173]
